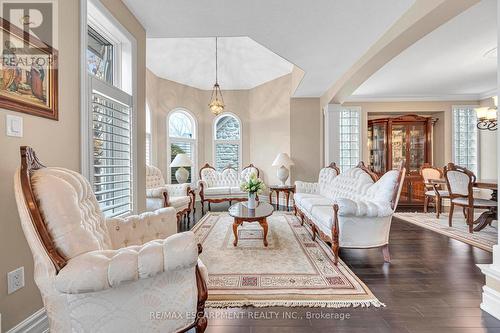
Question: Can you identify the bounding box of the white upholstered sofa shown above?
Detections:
[146,165,194,222]
[14,147,207,333]
[198,163,259,213]
[294,162,406,264]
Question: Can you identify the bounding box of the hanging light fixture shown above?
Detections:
[209,37,225,115]
[476,96,497,131]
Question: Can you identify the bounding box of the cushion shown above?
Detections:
[299,196,334,211]
[168,196,191,209]
[452,197,496,207]
[204,187,231,196]
[229,187,246,195]
[425,190,449,197]
[294,193,323,206]
[31,167,112,259]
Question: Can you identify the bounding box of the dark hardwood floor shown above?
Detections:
[180,202,499,333]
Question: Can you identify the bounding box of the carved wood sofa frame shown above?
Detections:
[198,163,260,212]
[294,161,405,265]
[19,146,207,332]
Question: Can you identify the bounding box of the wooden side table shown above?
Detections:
[269,185,296,211]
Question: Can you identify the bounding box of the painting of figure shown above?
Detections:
[0,18,58,120]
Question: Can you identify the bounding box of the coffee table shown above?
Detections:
[228,201,274,247]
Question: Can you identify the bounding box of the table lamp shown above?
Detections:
[272,153,294,185]
[170,153,192,184]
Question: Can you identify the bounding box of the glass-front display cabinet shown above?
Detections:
[368,115,437,207]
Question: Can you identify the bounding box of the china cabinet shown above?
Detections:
[368,115,437,207]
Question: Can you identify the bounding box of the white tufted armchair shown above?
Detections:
[146,165,195,222]
[14,147,208,333]
[198,163,260,214]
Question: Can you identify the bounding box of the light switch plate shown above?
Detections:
[7,267,25,294]
[6,114,23,137]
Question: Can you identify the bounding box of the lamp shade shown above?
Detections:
[476,107,489,120]
[272,153,294,167]
[170,153,192,168]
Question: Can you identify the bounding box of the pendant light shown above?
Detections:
[208,37,225,115]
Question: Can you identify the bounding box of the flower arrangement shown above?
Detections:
[240,172,266,195]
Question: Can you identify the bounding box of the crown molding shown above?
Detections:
[345,94,485,103]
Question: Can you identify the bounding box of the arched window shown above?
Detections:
[168,109,197,184]
[145,104,152,165]
[214,114,241,171]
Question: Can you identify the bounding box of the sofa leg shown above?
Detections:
[382,244,391,262]
[293,205,297,216]
[208,202,211,211]
[332,243,339,266]
[195,317,208,333]
[201,201,205,216]
[311,224,317,241]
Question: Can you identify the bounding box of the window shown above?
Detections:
[146,105,152,165]
[87,26,114,84]
[453,106,478,175]
[338,107,360,171]
[214,114,241,171]
[83,2,136,218]
[168,110,196,184]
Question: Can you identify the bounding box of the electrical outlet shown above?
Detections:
[7,267,25,294]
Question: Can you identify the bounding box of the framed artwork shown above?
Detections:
[0,18,58,120]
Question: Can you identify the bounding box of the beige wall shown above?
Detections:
[146,70,297,186]
[290,98,322,182]
[0,0,146,330]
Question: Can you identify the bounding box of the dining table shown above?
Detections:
[427,178,497,232]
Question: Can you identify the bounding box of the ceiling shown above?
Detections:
[352,0,497,101]
[122,0,415,97]
[147,37,294,90]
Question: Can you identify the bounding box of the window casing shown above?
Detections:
[453,106,478,175]
[83,2,136,218]
[338,107,361,172]
[168,110,197,184]
[214,114,242,171]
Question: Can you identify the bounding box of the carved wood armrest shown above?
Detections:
[163,191,170,207]
[189,187,196,210]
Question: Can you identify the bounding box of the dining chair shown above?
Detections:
[420,163,449,218]
[444,163,496,233]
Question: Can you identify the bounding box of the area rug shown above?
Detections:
[394,212,497,252]
[192,212,384,308]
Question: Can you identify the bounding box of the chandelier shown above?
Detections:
[209,37,225,115]
[476,96,497,131]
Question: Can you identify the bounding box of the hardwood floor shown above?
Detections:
[180,202,499,333]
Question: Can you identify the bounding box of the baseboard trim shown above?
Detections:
[7,309,48,333]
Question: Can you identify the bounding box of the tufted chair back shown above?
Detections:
[146,165,165,189]
[240,166,259,182]
[323,167,375,201]
[420,165,442,190]
[31,167,112,260]
[445,163,475,197]
[200,165,258,188]
[318,167,340,197]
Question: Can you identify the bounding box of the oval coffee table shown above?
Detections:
[228,201,274,247]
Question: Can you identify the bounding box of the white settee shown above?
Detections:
[294,162,406,264]
[198,163,259,213]
[146,165,194,222]
[14,147,207,333]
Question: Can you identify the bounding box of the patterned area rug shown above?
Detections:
[192,212,383,308]
[394,212,497,252]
